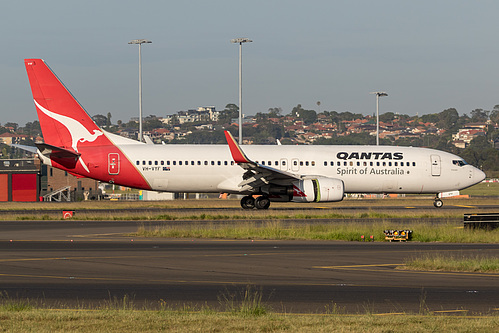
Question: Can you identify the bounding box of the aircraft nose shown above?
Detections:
[474,167,486,183]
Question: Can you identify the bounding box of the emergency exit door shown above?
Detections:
[108,153,120,175]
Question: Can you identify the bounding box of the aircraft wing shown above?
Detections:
[224,131,301,190]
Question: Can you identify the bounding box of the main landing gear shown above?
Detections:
[240,195,271,210]
[433,195,443,208]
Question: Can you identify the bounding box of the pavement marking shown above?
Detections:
[315,264,403,269]
[452,205,476,208]
[0,251,283,264]
[433,310,469,313]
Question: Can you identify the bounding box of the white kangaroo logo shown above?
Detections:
[34,99,103,173]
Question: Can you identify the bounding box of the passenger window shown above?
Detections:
[305,161,309,166]
[300,161,303,166]
[179,161,183,166]
[357,162,360,166]
[142,161,146,165]
[161,161,164,165]
[324,161,327,166]
[155,161,158,166]
[149,161,152,165]
[275,161,278,166]
[311,161,315,166]
[294,161,298,166]
[218,161,221,166]
[388,162,392,166]
[224,161,228,166]
[231,161,235,165]
[173,161,176,166]
[136,161,139,165]
[400,162,404,166]
[282,161,286,166]
[204,161,208,165]
[413,162,416,167]
[211,161,215,165]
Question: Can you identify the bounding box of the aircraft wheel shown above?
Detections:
[241,196,255,209]
[433,199,443,208]
[255,195,271,210]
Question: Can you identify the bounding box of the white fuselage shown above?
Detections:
[115,140,484,195]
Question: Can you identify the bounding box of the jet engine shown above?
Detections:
[267,177,344,203]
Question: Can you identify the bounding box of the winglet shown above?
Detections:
[224,131,251,164]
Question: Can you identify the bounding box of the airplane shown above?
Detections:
[22,59,486,209]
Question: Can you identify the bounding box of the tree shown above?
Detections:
[470,109,489,123]
[291,104,317,124]
[106,112,112,126]
[218,104,239,124]
[4,122,18,131]
[143,115,163,131]
[489,105,499,124]
[437,108,459,132]
[379,112,396,123]
[92,114,107,127]
[268,107,282,118]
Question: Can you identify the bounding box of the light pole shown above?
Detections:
[370,92,388,145]
[231,37,252,144]
[128,39,152,142]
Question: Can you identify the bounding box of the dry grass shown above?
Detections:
[402,253,499,273]
[133,221,499,243]
[0,309,496,332]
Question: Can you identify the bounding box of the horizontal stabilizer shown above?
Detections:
[36,143,80,159]
[11,144,38,154]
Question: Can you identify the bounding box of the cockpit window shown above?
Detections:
[452,160,467,167]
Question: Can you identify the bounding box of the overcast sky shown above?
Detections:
[2,0,499,125]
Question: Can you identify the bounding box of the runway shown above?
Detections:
[0,220,498,314]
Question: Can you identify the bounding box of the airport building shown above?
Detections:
[0,158,100,202]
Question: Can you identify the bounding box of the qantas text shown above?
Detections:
[336,152,403,160]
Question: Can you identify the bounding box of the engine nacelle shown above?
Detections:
[291,177,344,203]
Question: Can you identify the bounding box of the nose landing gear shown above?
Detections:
[433,196,443,208]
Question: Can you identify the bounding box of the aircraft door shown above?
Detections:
[430,155,441,176]
[108,153,120,175]
[291,158,300,172]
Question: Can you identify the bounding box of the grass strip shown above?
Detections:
[402,253,499,273]
[0,309,497,332]
[132,221,499,243]
[0,289,497,332]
